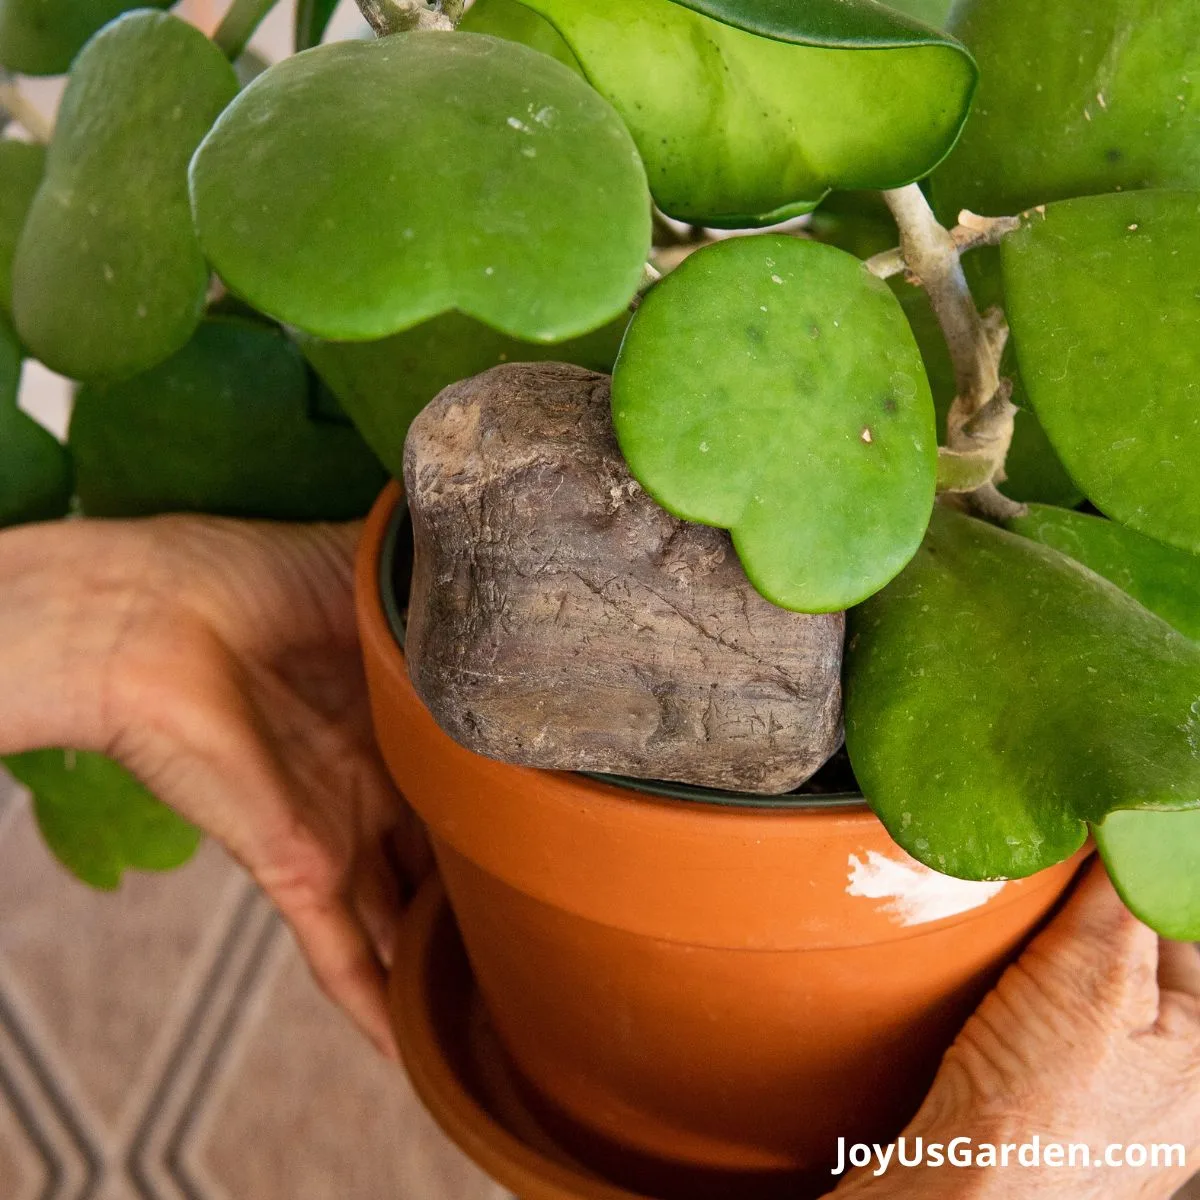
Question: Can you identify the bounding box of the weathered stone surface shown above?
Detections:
[402,362,845,794]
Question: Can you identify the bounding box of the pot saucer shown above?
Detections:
[391,877,654,1200]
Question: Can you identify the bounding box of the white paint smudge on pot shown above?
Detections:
[847,851,1008,926]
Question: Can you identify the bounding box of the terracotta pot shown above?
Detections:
[358,483,1085,1199]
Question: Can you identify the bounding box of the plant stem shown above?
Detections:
[355,0,456,34]
[864,210,1018,281]
[213,0,282,60]
[0,76,52,143]
[881,184,1023,521]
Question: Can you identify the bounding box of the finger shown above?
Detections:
[283,894,400,1061]
[342,739,434,904]
[353,840,405,970]
[1159,940,1200,998]
[1029,858,1160,1026]
[389,802,435,901]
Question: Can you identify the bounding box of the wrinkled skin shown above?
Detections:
[835,861,1200,1200]
[0,515,431,1058]
[3,517,1198,1200]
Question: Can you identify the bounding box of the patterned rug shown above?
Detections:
[0,774,507,1200]
[2,773,1196,1200]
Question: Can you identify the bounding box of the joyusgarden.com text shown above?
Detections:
[832,1136,1188,1177]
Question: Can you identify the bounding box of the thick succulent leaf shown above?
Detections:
[1094,810,1200,941]
[520,0,975,225]
[672,0,953,43]
[12,12,238,381]
[294,0,339,51]
[0,0,171,75]
[69,318,386,520]
[1009,505,1200,642]
[612,235,936,613]
[1007,505,1200,937]
[0,139,43,316]
[845,507,1200,881]
[458,0,580,71]
[1001,190,1200,554]
[883,0,952,26]
[4,750,200,890]
[301,312,627,479]
[191,33,649,343]
[932,0,1200,219]
[0,310,71,526]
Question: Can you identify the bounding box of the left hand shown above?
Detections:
[0,514,430,1058]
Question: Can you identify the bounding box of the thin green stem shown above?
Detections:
[213,0,282,61]
[294,0,337,52]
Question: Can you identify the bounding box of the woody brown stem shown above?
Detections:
[0,76,51,143]
[880,185,1023,521]
[355,0,455,34]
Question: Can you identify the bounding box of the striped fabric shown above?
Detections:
[0,774,509,1200]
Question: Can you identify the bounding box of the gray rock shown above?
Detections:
[402,362,845,794]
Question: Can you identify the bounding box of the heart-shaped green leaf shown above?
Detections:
[1001,190,1200,554]
[1094,810,1200,940]
[671,0,952,43]
[69,318,386,520]
[612,235,936,613]
[884,0,952,26]
[846,507,1200,881]
[0,139,43,316]
[0,0,171,74]
[1008,505,1200,642]
[931,0,1200,220]
[191,32,649,343]
[12,11,238,381]
[519,0,975,226]
[4,750,200,890]
[459,0,580,70]
[1006,505,1200,938]
[301,311,627,479]
[0,310,71,526]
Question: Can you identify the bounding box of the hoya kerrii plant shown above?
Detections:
[0,0,1197,942]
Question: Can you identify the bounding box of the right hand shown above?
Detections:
[835,859,1200,1200]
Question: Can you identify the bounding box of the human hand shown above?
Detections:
[0,515,430,1059]
[833,858,1200,1200]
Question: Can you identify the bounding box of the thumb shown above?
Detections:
[1023,857,1160,1030]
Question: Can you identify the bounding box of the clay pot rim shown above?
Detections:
[362,482,1090,947]
[377,486,868,814]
